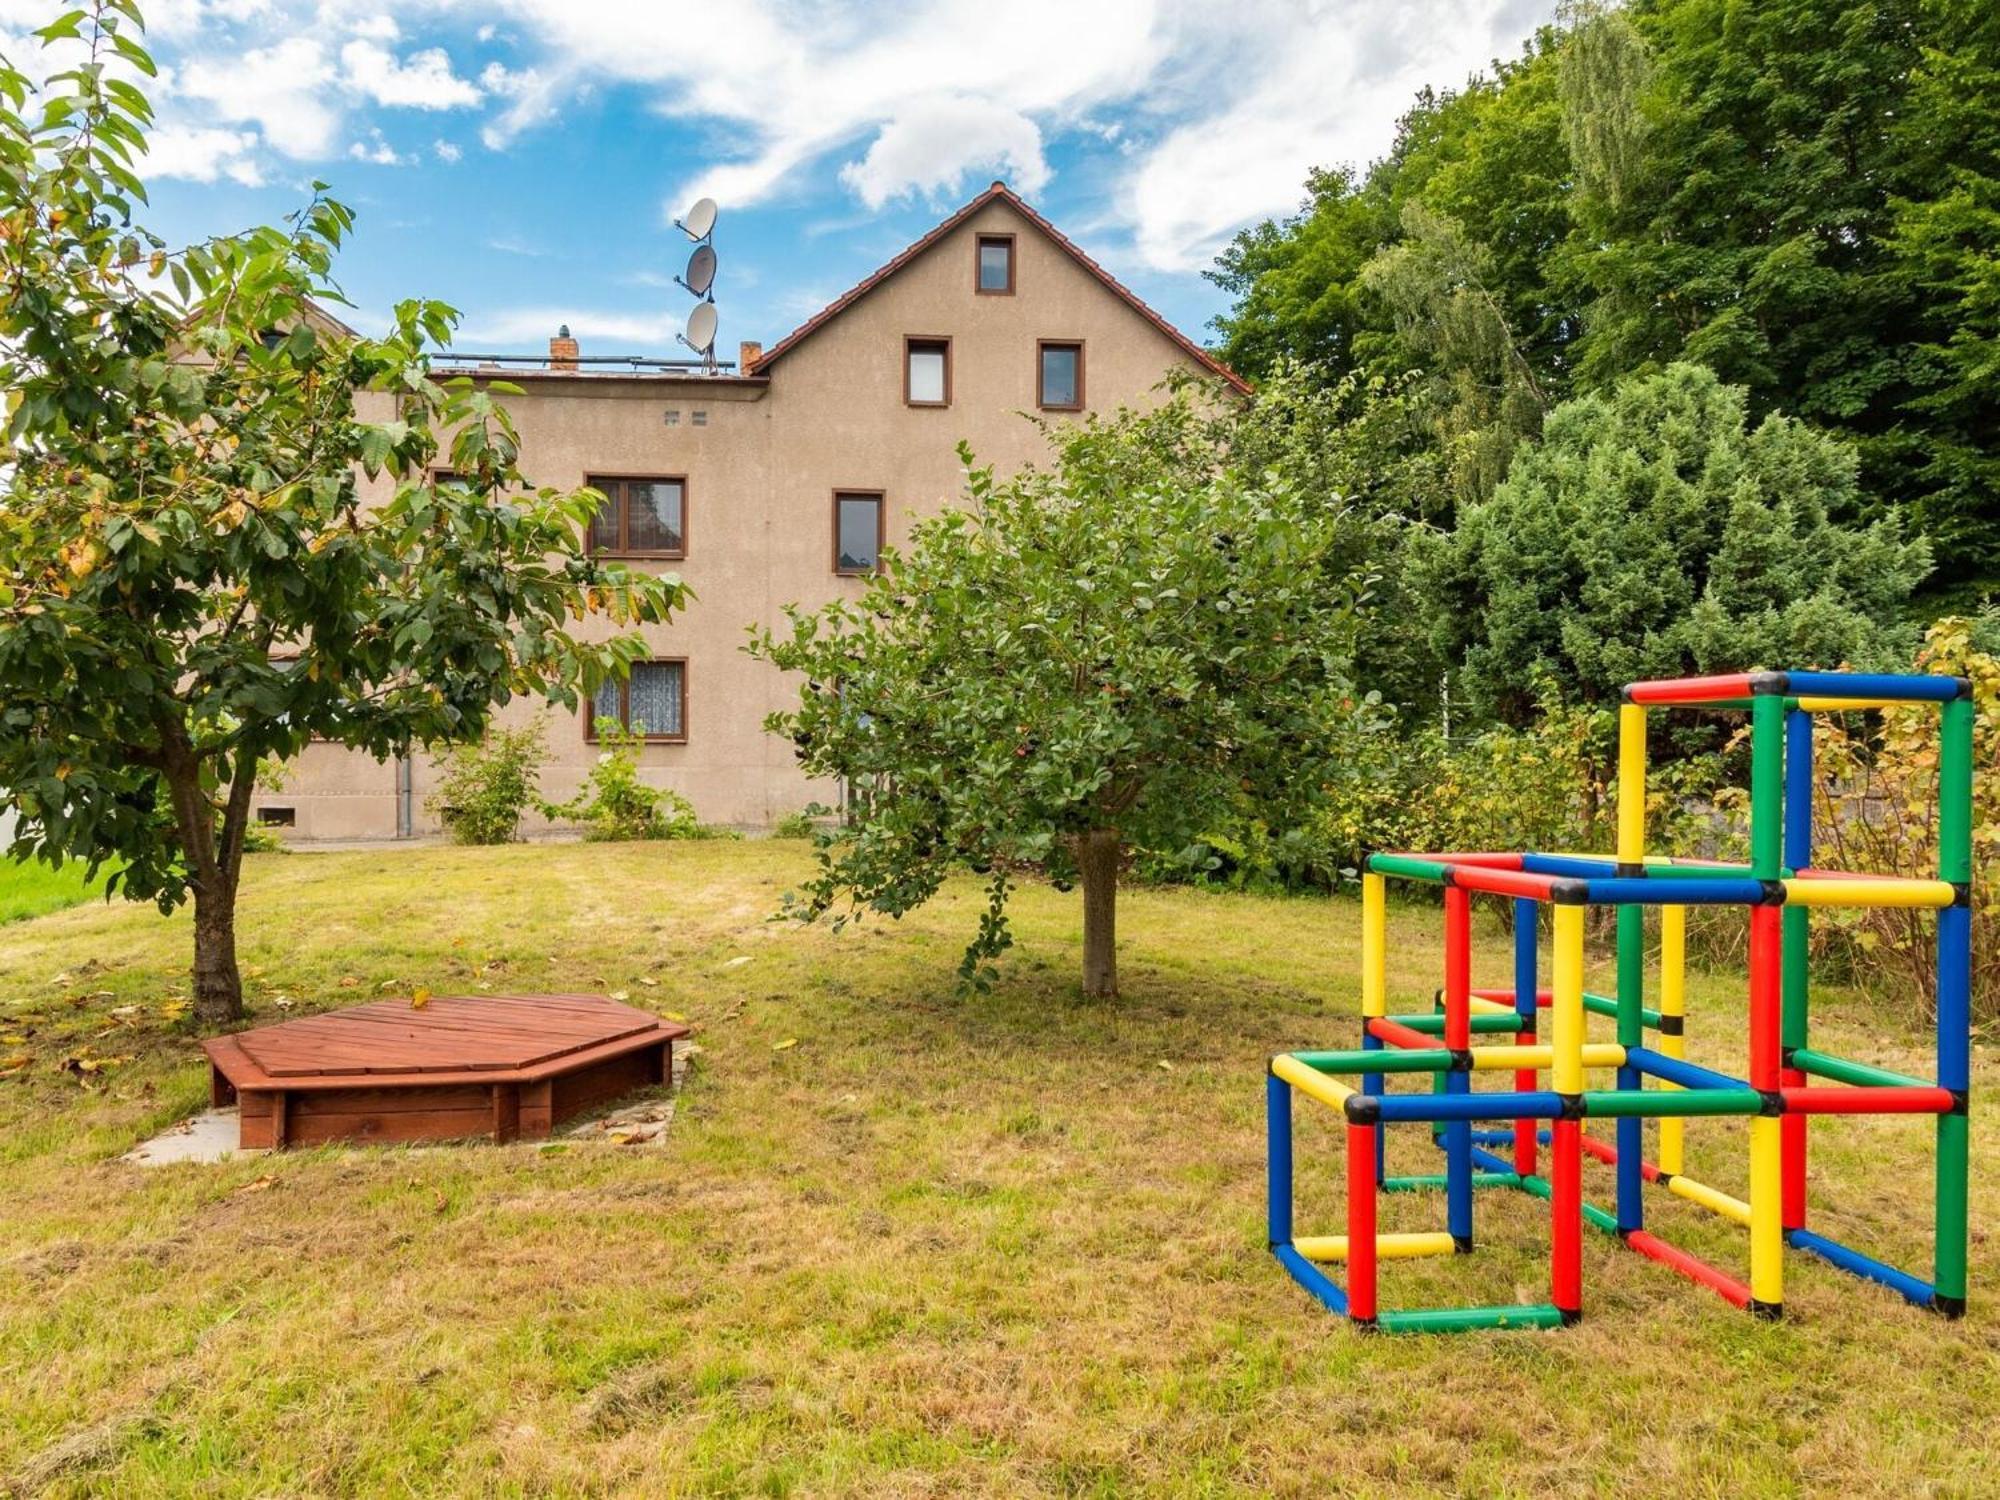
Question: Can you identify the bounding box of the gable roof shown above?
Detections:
[749,182,1250,394]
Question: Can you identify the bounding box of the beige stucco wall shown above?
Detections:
[261,198,1216,838]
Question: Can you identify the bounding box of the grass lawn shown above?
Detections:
[0,841,1993,1496]
[0,859,107,925]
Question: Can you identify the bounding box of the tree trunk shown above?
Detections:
[1076,827,1121,999]
[191,878,244,1026]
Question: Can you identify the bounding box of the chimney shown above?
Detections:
[548,323,579,372]
[737,340,762,374]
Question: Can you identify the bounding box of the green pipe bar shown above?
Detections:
[1581,1087,1766,1118]
[1386,1012,1522,1035]
[1366,853,1453,882]
[1291,1048,1457,1075]
[1584,990,1664,1030]
[1515,1171,1621,1234]
[1384,1172,1523,1192]
[1790,1047,1933,1091]
[1376,1304,1568,1334]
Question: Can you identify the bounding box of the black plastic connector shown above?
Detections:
[1559,1306,1583,1327]
[1759,1090,1786,1117]
[1781,1045,1796,1068]
[1614,862,1645,879]
[1949,1089,1969,1116]
[1344,1094,1381,1126]
[1760,880,1787,906]
[1933,1294,1967,1320]
[1453,1234,1474,1254]
[1654,1171,1677,1189]
[1558,1093,1588,1120]
[1448,1049,1474,1073]
[1748,1298,1783,1321]
[1659,1014,1685,1038]
[1551,878,1591,906]
[1749,671,1791,697]
[1953,882,1973,907]
[1351,1314,1379,1333]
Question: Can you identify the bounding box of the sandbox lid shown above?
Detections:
[203,992,686,1087]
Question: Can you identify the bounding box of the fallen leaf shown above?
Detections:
[233,1174,278,1194]
[1157,1060,1175,1072]
[638,977,659,987]
[772,1037,799,1051]
[663,1011,687,1023]
[411,987,432,1010]
[608,990,629,1002]
[338,975,360,989]
[723,956,753,969]
[0,1053,30,1072]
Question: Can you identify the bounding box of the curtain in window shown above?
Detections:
[627,481,683,552]
[628,662,684,737]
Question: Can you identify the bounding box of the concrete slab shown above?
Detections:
[122,1109,264,1167]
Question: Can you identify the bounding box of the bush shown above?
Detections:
[540,720,720,842]
[427,719,549,845]
[771,809,821,840]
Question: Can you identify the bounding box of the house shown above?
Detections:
[261,182,1245,838]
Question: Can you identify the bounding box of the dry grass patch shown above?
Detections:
[0,841,1994,1496]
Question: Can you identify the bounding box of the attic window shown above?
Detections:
[976,234,1015,295]
[691,410,708,426]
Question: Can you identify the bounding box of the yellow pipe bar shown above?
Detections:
[1361,873,1386,1017]
[1468,996,1513,1015]
[1658,904,1687,1177]
[1552,906,1586,1094]
[1617,703,1647,866]
[1294,1231,1459,1264]
[1468,1043,1627,1071]
[1666,1172,1751,1227]
[1749,1115,1783,1308]
[1272,1053,1356,1113]
[1780,877,1957,909]
[1792,696,1906,712]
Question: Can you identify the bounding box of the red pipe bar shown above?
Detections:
[1780,1086,1957,1116]
[1625,673,1759,705]
[1624,1230,1754,1308]
[1579,1130,1664,1182]
[1366,1016,1438,1052]
[1449,866,1565,902]
[1346,1121,1378,1321]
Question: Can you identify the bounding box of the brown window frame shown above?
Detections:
[975,233,1015,295]
[1036,339,1085,412]
[903,336,952,408]
[584,474,688,561]
[584,656,689,745]
[831,489,886,577]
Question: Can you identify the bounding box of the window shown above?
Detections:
[976,234,1015,294]
[663,409,680,426]
[585,476,686,558]
[256,806,296,827]
[589,659,687,742]
[833,491,884,575]
[692,410,708,426]
[904,337,951,407]
[1038,341,1083,411]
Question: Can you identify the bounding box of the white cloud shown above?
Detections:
[478,60,565,149]
[434,138,463,162]
[838,96,1048,209]
[341,39,482,110]
[179,36,339,158]
[1120,0,1552,270]
[452,306,684,346]
[139,122,264,186]
[348,13,400,41]
[347,128,404,165]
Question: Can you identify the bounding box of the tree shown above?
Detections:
[1428,364,1931,723]
[0,2,685,1024]
[747,396,1377,997]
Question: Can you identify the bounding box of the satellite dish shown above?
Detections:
[677,197,717,241]
[684,301,718,355]
[681,243,717,298]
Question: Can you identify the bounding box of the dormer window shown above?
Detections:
[904,337,951,407]
[976,234,1015,295]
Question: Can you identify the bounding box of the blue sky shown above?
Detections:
[5,0,1556,362]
